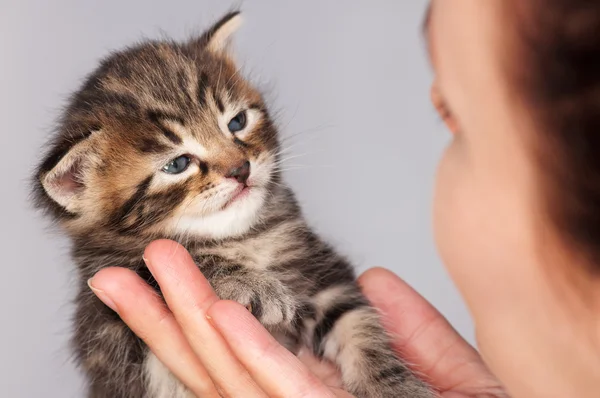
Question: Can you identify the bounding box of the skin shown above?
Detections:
[89,0,600,397]
[428,0,600,397]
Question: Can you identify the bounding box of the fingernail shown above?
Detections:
[142,255,158,281]
[87,278,118,313]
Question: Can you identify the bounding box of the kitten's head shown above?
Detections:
[34,12,281,240]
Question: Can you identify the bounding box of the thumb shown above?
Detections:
[358,268,505,396]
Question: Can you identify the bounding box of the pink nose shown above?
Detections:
[226,160,250,184]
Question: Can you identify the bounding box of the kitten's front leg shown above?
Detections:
[199,262,299,328]
[309,285,436,398]
[73,287,150,398]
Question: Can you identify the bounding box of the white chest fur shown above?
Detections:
[198,219,306,270]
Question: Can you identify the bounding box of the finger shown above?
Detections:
[358,267,501,393]
[89,267,220,398]
[296,348,343,388]
[207,300,353,398]
[143,240,266,398]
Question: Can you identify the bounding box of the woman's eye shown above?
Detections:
[162,155,191,174]
[227,111,247,133]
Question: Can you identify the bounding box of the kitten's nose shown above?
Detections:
[226,160,251,185]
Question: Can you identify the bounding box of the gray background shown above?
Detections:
[1,1,470,397]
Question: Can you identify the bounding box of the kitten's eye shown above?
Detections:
[228,111,247,133]
[162,155,191,174]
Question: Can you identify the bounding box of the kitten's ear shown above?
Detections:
[38,133,98,214]
[196,10,243,53]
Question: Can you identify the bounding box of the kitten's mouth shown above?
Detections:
[223,185,252,209]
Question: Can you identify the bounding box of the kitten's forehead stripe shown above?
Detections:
[147,110,185,126]
[176,70,194,105]
[73,90,141,118]
[158,126,182,146]
[139,137,170,154]
[197,72,209,108]
[147,110,184,145]
[216,96,225,113]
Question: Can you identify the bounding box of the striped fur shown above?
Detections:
[32,11,434,398]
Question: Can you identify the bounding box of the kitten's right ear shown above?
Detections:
[193,10,243,54]
[37,133,98,214]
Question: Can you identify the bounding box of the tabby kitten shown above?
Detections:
[33,11,434,398]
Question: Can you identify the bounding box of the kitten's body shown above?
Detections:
[34,12,434,398]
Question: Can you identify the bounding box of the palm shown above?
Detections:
[301,268,509,398]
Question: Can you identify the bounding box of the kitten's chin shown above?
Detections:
[167,187,266,240]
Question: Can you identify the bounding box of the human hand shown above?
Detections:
[293,267,510,398]
[89,239,352,397]
[357,268,509,398]
[88,239,508,397]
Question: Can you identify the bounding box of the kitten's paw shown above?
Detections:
[350,376,437,398]
[350,379,436,398]
[213,274,298,327]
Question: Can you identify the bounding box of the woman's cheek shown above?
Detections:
[434,138,525,328]
[433,145,463,276]
[433,144,483,308]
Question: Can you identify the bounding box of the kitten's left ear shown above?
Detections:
[195,10,243,53]
[35,130,100,215]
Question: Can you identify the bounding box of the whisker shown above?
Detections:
[279,124,336,144]
[275,154,314,166]
[272,164,337,173]
[276,102,301,134]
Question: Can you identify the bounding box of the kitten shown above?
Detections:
[33,11,435,398]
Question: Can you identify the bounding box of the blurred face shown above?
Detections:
[427,0,600,396]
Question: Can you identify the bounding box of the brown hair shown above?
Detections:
[511,1,600,273]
